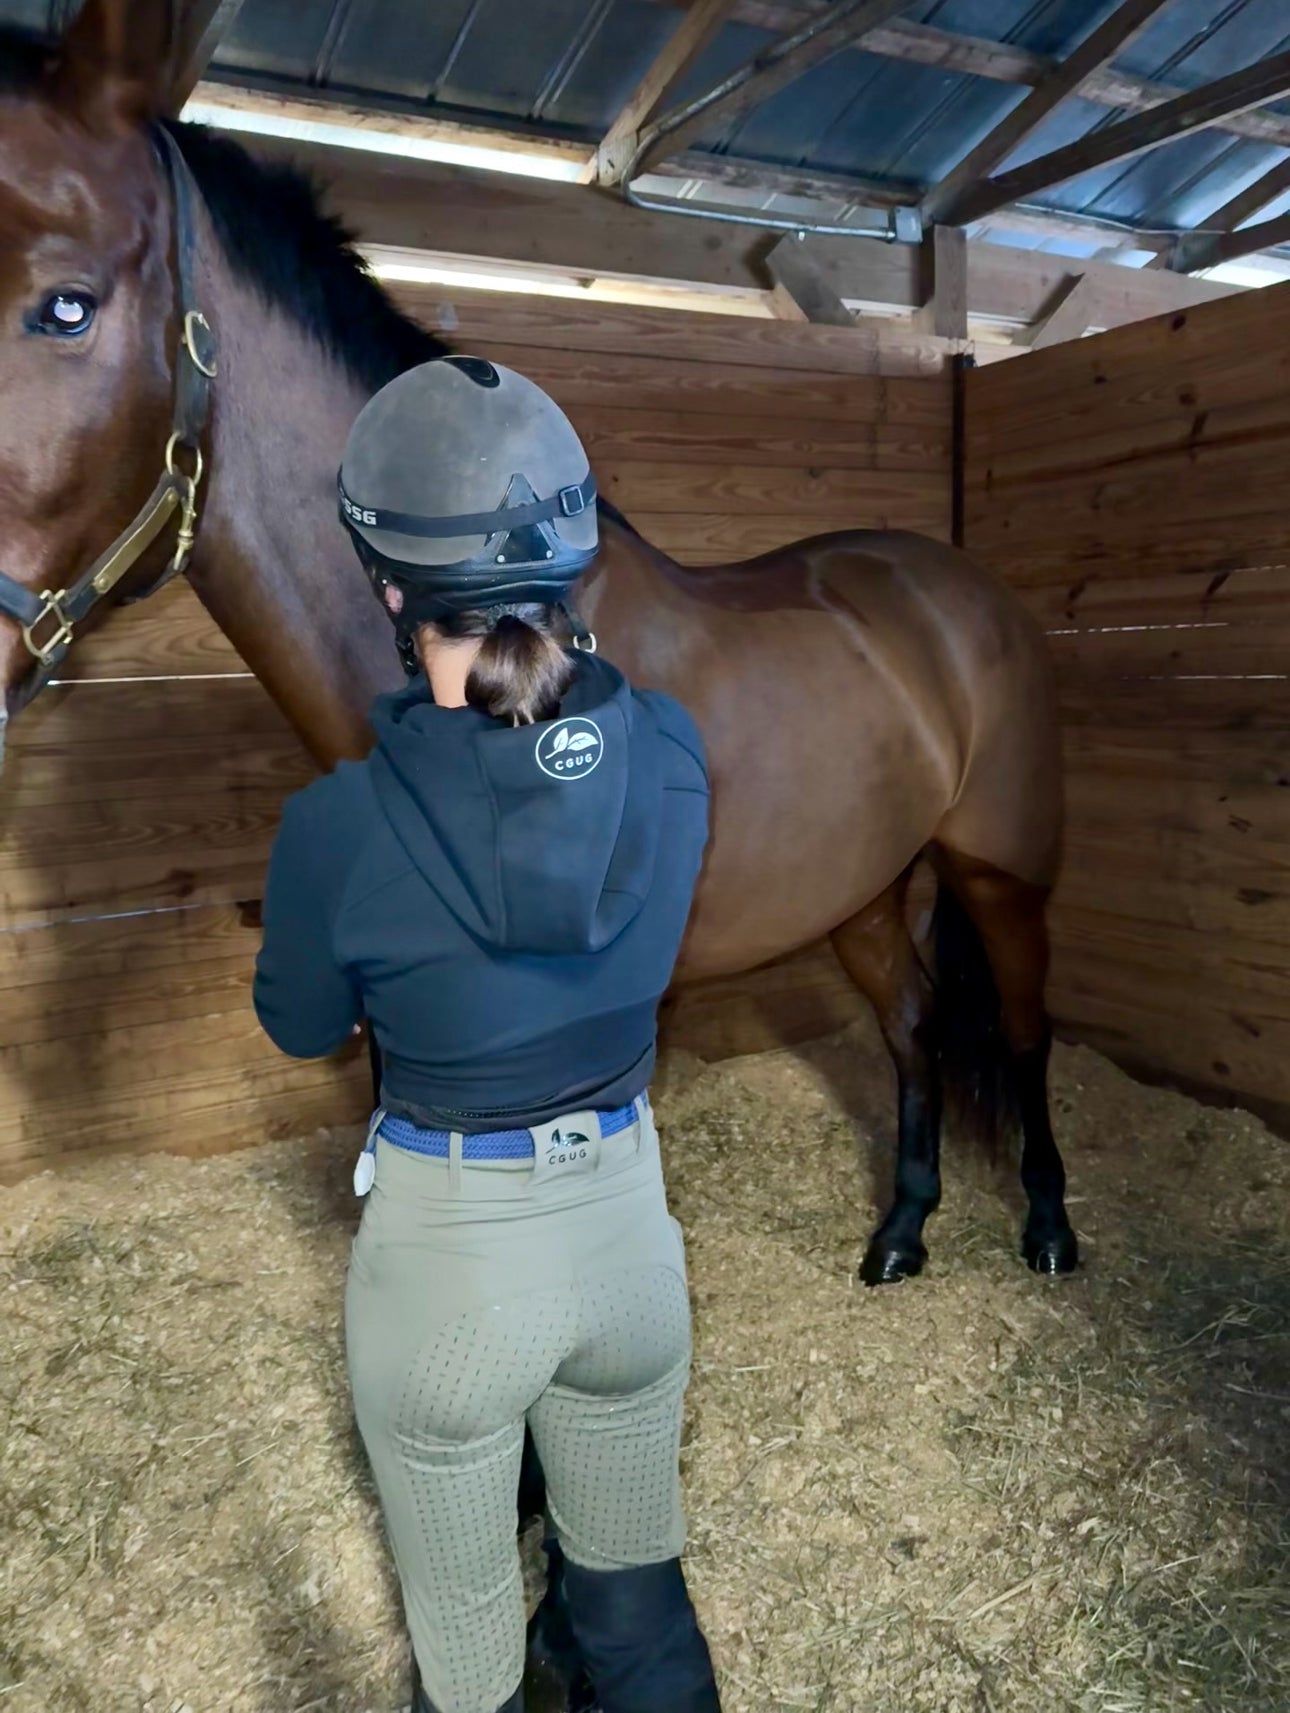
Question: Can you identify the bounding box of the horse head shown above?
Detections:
[0,0,188,755]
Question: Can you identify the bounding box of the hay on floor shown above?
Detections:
[2,1015,1288,1712]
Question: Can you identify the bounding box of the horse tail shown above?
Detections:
[932,881,1017,1161]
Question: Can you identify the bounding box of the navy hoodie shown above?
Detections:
[254,654,709,1129]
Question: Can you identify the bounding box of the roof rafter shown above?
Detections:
[1168,202,1290,275]
[630,0,910,179]
[639,1,1290,153]
[595,0,735,185]
[1164,154,1290,272]
[920,0,1176,227]
[945,47,1290,226]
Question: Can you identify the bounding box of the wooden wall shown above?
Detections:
[1,292,952,1182]
[964,281,1290,1126]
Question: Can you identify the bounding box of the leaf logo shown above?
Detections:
[535,717,605,781]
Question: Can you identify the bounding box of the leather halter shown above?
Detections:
[0,125,217,712]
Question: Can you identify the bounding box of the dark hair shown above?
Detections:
[430,606,577,726]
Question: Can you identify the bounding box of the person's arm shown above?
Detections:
[254,787,363,1058]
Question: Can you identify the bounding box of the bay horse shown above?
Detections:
[0,0,1077,1292]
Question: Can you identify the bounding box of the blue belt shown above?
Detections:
[378,1100,641,1162]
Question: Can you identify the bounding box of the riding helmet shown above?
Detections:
[338,356,598,657]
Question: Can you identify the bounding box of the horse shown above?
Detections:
[0,0,1076,1293]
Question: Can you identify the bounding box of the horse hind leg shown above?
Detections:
[832,867,943,1286]
[933,846,1078,1276]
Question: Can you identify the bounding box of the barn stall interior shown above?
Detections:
[3,0,1290,1709]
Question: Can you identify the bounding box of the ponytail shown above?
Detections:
[436,604,577,725]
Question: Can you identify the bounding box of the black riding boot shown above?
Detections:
[561,1557,721,1713]
[411,1654,523,1713]
[526,1538,599,1712]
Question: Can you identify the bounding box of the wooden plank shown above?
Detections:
[397,285,950,379]
[1023,560,1290,630]
[600,459,944,516]
[470,341,941,421]
[575,405,952,472]
[1024,273,1101,350]
[1045,622,1290,682]
[969,387,1290,490]
[966,278,1290,440]
[921,0,1175,227]
[634,0,910,174]
[767,235,855,327]
[958,48,1290,225]
[0,680,313,927]
[915,226,968,342]
[0,903,261,989]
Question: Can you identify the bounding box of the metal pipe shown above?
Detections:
[620,175,900,240]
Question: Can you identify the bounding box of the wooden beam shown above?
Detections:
[1165,154,1290,272]
[597,0,735,186]
[228,130,1237,333]
[921,0,1175,227]
[1023,273,1101,348]
[958,48,1290,226]
[914,225,968,339]
[185,77,592,174]
[639,2,1290,152]
[1164,205,1290,275]
[765,234,855,324]
[633,0,910,177]
[169,0,246,110]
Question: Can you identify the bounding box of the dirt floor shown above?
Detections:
[3,1015,1288,1713]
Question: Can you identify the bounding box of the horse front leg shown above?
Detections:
[831,870,942,1286]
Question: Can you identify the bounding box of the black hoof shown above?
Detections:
[860,1239,927,1287]
[1021,1226,1079,1276]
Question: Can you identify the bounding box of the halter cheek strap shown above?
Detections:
[0,125,217,710]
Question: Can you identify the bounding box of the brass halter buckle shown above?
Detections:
[21,589,74,666]
[165,433,206,574]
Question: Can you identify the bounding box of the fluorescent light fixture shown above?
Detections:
[180,99,589,183]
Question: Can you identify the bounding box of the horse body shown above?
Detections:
[0,0,1077,1285]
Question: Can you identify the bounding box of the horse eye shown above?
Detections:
[30,290,97,337]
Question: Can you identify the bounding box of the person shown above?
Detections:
[253,355,721,1713]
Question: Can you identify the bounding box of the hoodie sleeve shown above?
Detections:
[254,781,363,1059]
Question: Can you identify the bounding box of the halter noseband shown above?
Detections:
[0,125,217,711]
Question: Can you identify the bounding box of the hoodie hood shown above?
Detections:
[368,654,668,955]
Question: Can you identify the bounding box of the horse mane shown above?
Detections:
[162,120,451,394]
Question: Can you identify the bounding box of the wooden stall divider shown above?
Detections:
[964,279,1290,1129]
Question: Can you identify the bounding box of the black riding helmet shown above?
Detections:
[338,355,598,672]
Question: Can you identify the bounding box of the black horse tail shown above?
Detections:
[932,882,1017,1161]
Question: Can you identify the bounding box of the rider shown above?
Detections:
[253,356,720,1713]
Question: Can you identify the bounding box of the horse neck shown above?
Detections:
[176,206,696,765]
[183,235,401,765]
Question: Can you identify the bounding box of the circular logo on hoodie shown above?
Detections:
[536,716,604,781]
